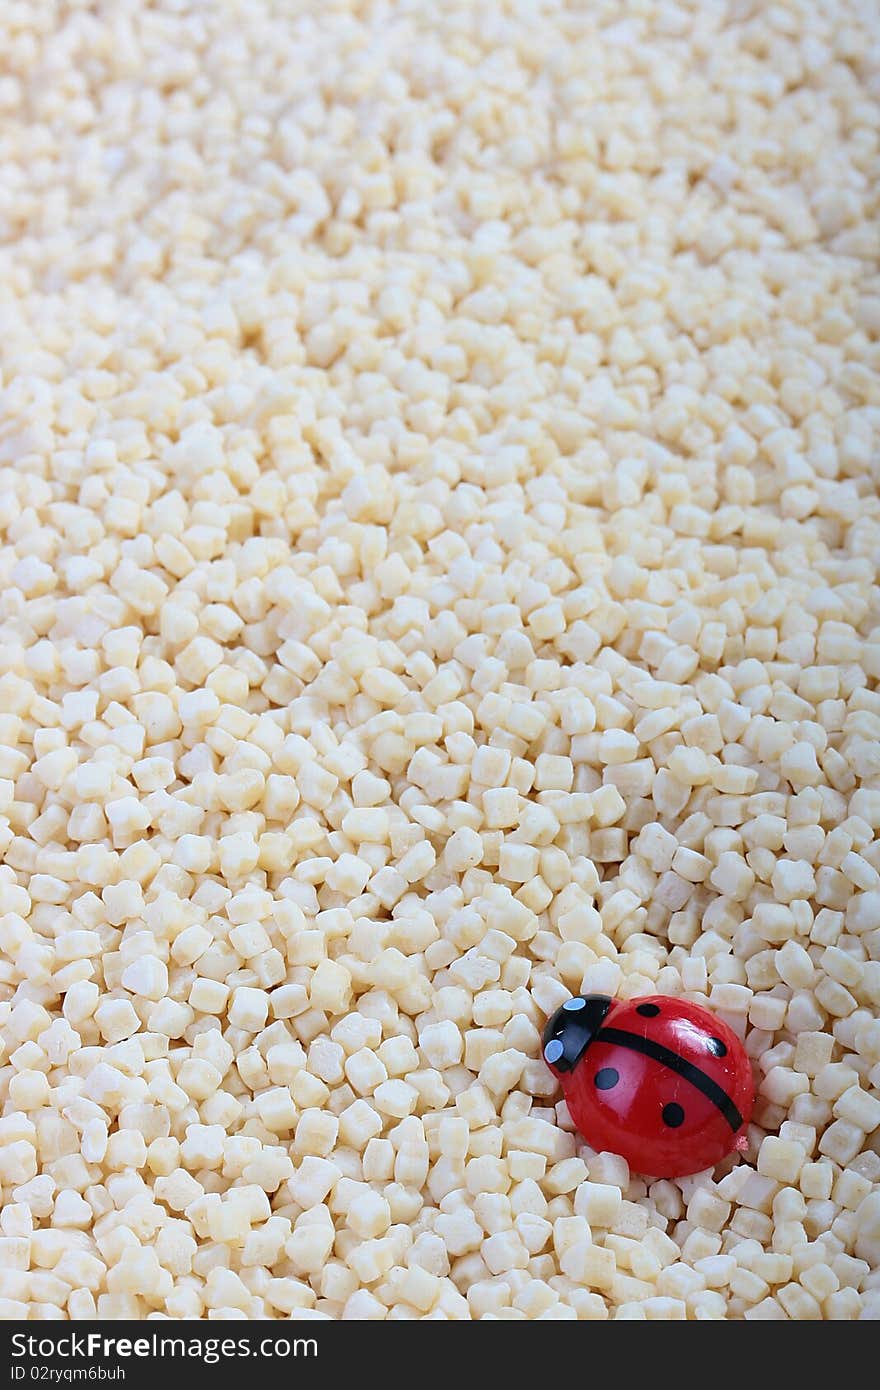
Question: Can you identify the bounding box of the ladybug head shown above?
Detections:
[542,994,612,1079]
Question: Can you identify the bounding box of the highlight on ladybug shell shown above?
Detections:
[542,994,755,1180]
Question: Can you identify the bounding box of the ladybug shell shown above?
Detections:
[545,995,754,1179]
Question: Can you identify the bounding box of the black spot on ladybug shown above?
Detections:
[594,1067,619,1090]
[662,1102,685,1128]
[707,1037,727,1057]
[636,1003,660,1017]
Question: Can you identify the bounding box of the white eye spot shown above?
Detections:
[563,997,586,1012]
[544,1039,564,1065]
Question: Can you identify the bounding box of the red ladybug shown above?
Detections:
[542,994,754,1179]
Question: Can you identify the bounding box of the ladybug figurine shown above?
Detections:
[542,994,754,1179]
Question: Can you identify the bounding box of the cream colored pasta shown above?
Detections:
[0,0,878,1321]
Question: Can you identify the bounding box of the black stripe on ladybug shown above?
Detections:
[595,1027,744,1132]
